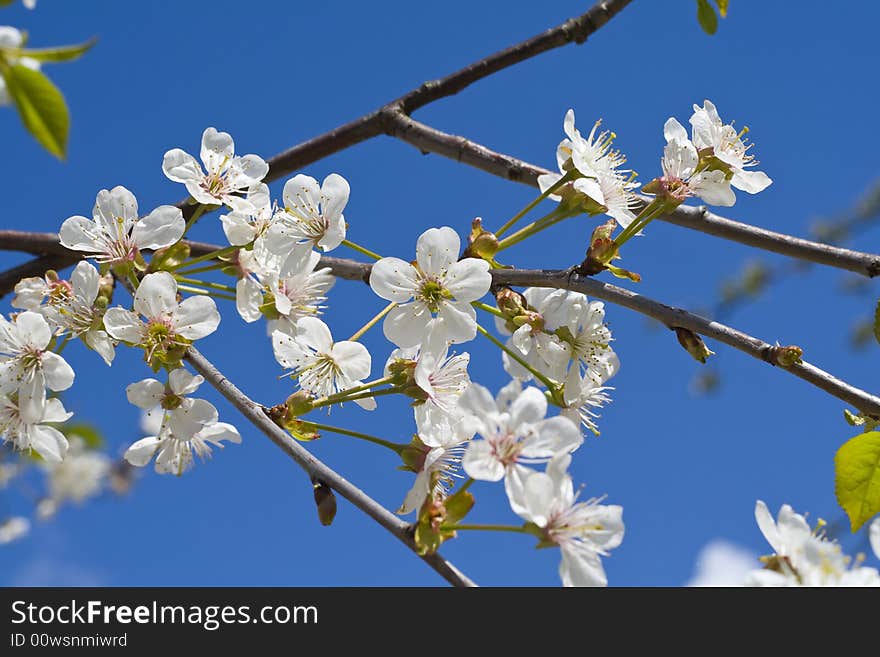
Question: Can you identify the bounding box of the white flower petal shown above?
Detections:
[133,205,185,250]
[41,352,75,392]
[443,258,491,302]
[124,436,161,467]
[126,378,165,409]
[172,296,220,340]
[416,226,460,275]
[134,272,178,319]
[102,308,144,343]
[462,440,505,482]
[369,257,420,302]
[383,303,431,348]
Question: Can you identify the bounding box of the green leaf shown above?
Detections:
[14,37,98,63]
[696,0,719,34]
[1,64,69,159]
[62,423,104,449]
[714,0,729,18]
[874,299,880,345]
[835,431,880,531]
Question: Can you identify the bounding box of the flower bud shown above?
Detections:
[465,217,499,262]
[98,272,115,304]
[312,480,337,527]
[674,327,714,364]
[770,345,803,367]
[495,287,527,318]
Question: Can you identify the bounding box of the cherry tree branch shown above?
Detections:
[1,232,877,415]
[175,0,634,217]
[184,346,476,587]
[384,115,880,278]
[492,269,880,417]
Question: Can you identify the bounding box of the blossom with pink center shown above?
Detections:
[511,454,624,587]
[59,186,184,265]
[163,128,268,212]
[459,381,582,515]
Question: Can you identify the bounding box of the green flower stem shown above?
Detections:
[125,269,140,292]
[475,323,558,393]
[458,477,475,494]
[494,170,576,238]
[471,301,506,320]
[311,376,397,407]
[341,239,382,261]
[171,245,240,272]
[310,386,400,410]
[174,261,228,277]
[183,203,208,235]
[441,523,529,534]
[176,284,236,301]
[496,206,577,252]
[349,301,397,341]
[308,421,406,454]
[54,334,72,355]
[173,275,236,293]
[612,198,672,248]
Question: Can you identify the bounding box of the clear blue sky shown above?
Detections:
[2,0,878,586]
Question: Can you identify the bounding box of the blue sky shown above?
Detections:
[1,0,878,586]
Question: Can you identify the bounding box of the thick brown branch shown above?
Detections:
[184,346,476,587]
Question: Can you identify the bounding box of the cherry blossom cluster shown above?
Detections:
[748,502,880,586]
[0,100,786,586]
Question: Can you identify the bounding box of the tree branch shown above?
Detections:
[184,346,477,587]
[384,115,880,278]
[173,0,633,218]
[492,268,880,416]
[5,230,874,415]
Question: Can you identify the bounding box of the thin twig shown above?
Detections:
[184,346,477,587]
[383,116,880,278]
[492,268,880,416]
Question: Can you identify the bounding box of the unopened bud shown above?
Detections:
[674,327,714,364]
[465,217,499,261]
[770,345,803,367]
[577,219,620,276]
[312,480,337,526]
[495,287,527,317]
[400,436,429,473]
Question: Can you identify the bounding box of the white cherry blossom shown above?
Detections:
[560,368,613,435]
[399,411,473,515]
[747,500,880,586]
[511,454,624,587]
[59,186,184,266]
[370,226,491,348]
[459,381,582,513]
[537,109,639,228]
[272,317,374,409]
[0,311,74,423]
[37,437,110,518]
[125,417,241,476]
[0,395,72,462]
[219,183,276,246]
[262,173,350,277]
[689,100,772,195]
[162,127,268,212]
[103,272,220,367]
[126,368,219,440]
[235,249,334,331]
[14,262,116,365]
[660,118,735,207]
